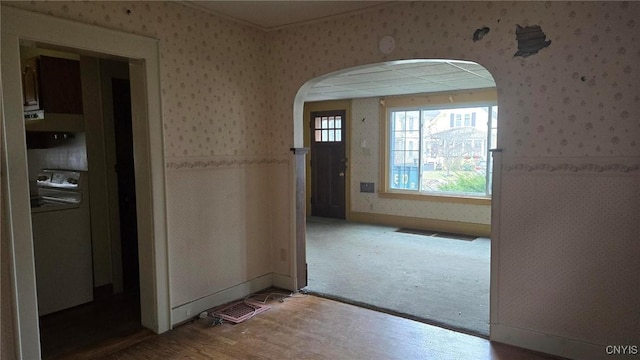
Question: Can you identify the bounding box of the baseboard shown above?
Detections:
[349,211,491,237]
[171,274,273,326]
[272,273,296,291]
[491,324,614,360]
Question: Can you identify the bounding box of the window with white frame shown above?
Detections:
[388,104,498,197]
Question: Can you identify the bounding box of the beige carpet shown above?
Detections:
[305,216,490,337]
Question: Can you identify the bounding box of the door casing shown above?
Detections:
[1,7,170,359]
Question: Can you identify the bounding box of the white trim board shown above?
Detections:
[272,273,296,291]
[171,274,273,325]
[491,324,609,360]
[171,273,297,326]
[1,6,170,359]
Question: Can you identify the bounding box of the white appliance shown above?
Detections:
[31,170,93,316]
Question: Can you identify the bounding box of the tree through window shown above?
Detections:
[389,104,497,197]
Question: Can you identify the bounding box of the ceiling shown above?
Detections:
[181,1,496,102]
[182,1,392,31]
[305,60,496,102]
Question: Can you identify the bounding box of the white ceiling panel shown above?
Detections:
[444,78,496,89]
[310,85,351,94]
[396,63,457,77]
[398,83,456,93]
[320,71,404,85]
[339,65,390,75]
[373,77,425,86]
[306,60,496,101]
[339,82,392,90]
[450,62,490,72]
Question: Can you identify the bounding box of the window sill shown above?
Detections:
[378,191,491,206]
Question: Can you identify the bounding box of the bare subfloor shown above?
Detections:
[305,216,490,336]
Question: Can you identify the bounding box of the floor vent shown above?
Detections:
[213,300,270,324]
[396,228,477,241]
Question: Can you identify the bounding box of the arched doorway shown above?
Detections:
[292,59,499,337]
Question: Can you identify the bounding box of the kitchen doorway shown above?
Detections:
[20,48,144,358]
[2,7,170,358]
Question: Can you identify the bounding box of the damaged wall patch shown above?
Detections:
[514,25,551,57]
[473,27,490,42]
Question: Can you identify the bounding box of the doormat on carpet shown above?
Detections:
[212,300,270,324]
[395,228,477,241]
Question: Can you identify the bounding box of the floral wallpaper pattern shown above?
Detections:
[504,162,640,173]
[4,1,640,354]
[166,157,287,170]
[499,171,639,343]
[8,1,270,159]
[10,1,638,163]
[267,1,639,163]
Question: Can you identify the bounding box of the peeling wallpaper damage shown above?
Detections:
[264,2,639,351]
[513,24,551,58]
[266,1,639,160]
[2,1,639,358]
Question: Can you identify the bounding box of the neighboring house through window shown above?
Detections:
[383,89,497,199]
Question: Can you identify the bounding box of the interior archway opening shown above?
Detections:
[293,59,497,337]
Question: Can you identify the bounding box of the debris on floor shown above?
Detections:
[212,300,271,324]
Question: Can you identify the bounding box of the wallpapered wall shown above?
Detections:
[2,0,281,328]
[2,1,639,358]
[8,1,271,158]
[266,1,639,354]
[268,2,639,158]
[350,97,491,224]
[267,2,637,157]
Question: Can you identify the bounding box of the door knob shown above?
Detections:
[339,172,345,177]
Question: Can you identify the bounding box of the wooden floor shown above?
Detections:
[39,292,151,359]
[91,294,557,360]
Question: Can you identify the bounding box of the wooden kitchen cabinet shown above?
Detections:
[23,55,85,133]
[22,55,83,114]
[22,57,39,111]
[25,131,76,149]
[25,113,84,133]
